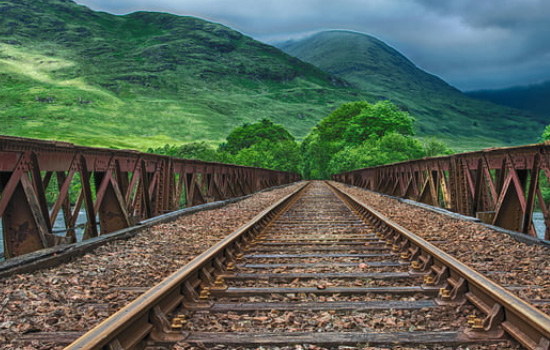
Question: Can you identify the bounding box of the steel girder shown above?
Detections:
[0,136,300,258]
[333,143,550,240]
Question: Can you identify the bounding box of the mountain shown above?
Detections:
[466,81,550,121]
[0,0,372,149]
[277,30,545,150]
[0,2,544,151]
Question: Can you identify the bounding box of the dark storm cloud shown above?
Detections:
[75,0,550,90]
[408,0,550,89]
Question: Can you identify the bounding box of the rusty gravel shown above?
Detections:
[172,182,522,350]
[0,183,304,349]
[333,182,550,315]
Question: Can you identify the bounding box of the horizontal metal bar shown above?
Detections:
[183,331,485,345]
[184,299,437,312]
[210,286,434,296]
[239,261,403,269]
[227,272,411,279]
[243,253,392,259]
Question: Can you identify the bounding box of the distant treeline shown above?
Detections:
[148,100,454,179]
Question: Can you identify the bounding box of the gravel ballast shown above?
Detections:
[332,182,550,315]
[0,182,304,349]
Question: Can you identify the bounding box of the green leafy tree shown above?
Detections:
[147,142,221,162]
[422,137,454,157]
[317,101,370,143]
[233,139,302,173]
[300,131,332,179]
[328,133,425,175]
[303,100,451,178]
[343,101,414,146]
[223,118,295,154]
[542,125,550,141]
[222,119,302,173]
[147,120,301,174]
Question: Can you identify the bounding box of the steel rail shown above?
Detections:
[65,181,309,350]
[328,182,550,350]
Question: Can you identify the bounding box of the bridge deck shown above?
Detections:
[0,181,549,349]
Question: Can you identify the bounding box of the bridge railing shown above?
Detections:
[333,143,550,240]
[0,136,300,258]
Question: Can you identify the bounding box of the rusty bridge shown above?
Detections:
[0,135,299,259]
[1,136,550,350]
[334,143,550,240]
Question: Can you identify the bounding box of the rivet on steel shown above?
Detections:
[212,276,228,290]
[470,318,485,331]
[171,317,183,330]
[439,288,451,300]
[467,314,476,327]
[424,275,435,285]
[199,287,210,300]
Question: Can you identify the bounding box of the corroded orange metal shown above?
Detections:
[333,143,550,239]
[0,135,300,258]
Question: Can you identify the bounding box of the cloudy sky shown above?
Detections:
[75,0,550,91]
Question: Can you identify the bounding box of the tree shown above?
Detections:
[233,140,302,173]
[300,131,333,179]
[223,118,295,154]
[328,133,425,175]
[422,137,454,157]
[148,119,302,174]
[302,100,451,179]
[343,100,414,146]
[147,141,220,162]
[542,125,550,141]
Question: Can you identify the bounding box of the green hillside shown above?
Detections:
[0,0,372,149]
[466,81,550,121]
[0,1,545,151]
[278,30,545,150]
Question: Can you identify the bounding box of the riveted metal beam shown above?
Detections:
[0,135,300,258]
[334,143,550,239]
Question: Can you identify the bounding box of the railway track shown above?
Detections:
[66,181,550,350]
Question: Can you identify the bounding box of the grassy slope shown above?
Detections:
[466,81,550,121]
[0,0,373,149]
[278,31,545,150]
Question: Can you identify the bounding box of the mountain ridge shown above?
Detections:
[0,1,545,151]
[0,0,367,149]
[466,80,550,120]
[277,30,545,149]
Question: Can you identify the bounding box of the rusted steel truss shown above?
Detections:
[333,143,550,240]
[0,136,300,258]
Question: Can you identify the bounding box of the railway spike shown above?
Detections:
[423,275,436,286]
[438,287,451,300]
[199,287,210,300]
[470,318,485,331]
[149,306,188,343]
[211,276,228,290]
[467,314,477,327]
[171,317,183,330]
